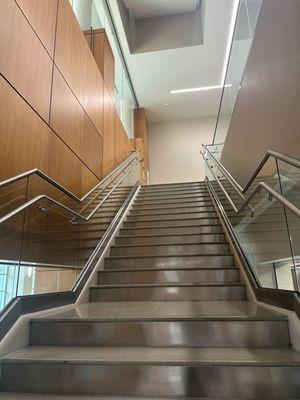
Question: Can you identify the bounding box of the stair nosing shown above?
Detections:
[90,282,244,288]
[111,241,229,249]
[118,233,224,239]
[30,315,288,323]
[106,253,233,260]
[100,266,238,273]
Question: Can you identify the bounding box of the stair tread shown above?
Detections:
[4,346,300,366]
[111,241,228,248]
[29,300,285,320]
[0,395,217,400]
[100,266,238,273]
[107,253,232,259]
[91,283,245,288]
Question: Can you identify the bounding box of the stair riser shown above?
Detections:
[105,255,234,269]
[146,182,205,189]
[138,190,208,198]
[123,218,219,228]
[120,225,222,236]
[2,363,299,398]
[134,197,211,205]
[30,320,289,347]
[136,194,211,201]
[89,285,246,301]
[127,212,216,221]
[98,268,240,284]
[110,244,229,257]
[132,201,212,209]
[130,206,215,215]
[116,233,226,245]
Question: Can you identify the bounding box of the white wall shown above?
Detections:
[149,117,215,184]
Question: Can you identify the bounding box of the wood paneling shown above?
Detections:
[83,49,104,137]
[84,29,115,102]
[0,75,97,197]
[103,85,115,176]
[54,0,85,104]
[50,67,103,178]
[115,112,133,165]
[55,0,104,136]
[15,0,58,57]
[0,0,53,122]
[134,108,149,184]
[103,32,115,101]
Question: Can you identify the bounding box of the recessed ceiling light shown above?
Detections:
[221,0,240,85]
[165,103,169,106]
[170,84,232,95]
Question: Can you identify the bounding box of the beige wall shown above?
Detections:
[149,117,215,184]
[221,0,300,186]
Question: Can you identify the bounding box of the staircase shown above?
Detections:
[0,182,300,399]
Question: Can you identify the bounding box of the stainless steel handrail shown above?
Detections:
[203,144,300,193]
[201,151,300,218]
[0,158,142,225]
[0,150,139,202]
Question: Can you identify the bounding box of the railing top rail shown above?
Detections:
[202,144,300,194]
[201,151,300,219]
[0,151,140,202]
[0,157,142,226]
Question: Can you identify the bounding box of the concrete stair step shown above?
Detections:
[123,217,219,228]
[89,283,246,301]
[119,224,222,236]
[127,211,216,221]
[116,233,226,245]
[29,316,289,347]
[110,243,229,257]
[1,347,299,398]
[130,206,215,215]
[105,254,234,269]
[132,200,213,209]
[98,266,240,284]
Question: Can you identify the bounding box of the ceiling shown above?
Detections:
[125,0,199,20]
[110,0,237,123]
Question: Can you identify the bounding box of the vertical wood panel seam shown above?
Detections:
[48,0,60,125]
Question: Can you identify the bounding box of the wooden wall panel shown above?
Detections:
[50,67,102,178]
[15,0,58,57]
[0,75,97,197]
[103,85,116,176]
[55,0,104,136]
[84,29,115,102]
[83,49,104,137]
[134,108,149,184]
[54,0,85,104]
[103,32,115,101]
[0,0,53,122]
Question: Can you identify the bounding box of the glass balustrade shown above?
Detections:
[0,153,141,312]
[203,147,299,293]
[213,0,263,148]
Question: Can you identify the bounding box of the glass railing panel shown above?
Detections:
[20,199,82,269]
[16,264,80,296]
[27,174,81,211]
[284,207,300,291]
[233,188,295,289]
[0,212,25,310]
[0,177,28,218]
[277,159,300,209]
[213,0,263,146]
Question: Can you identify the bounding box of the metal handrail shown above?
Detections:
[0,150,140,202]
[0,157,142,225]
[201,151,300,219]
[203,144,300,193]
